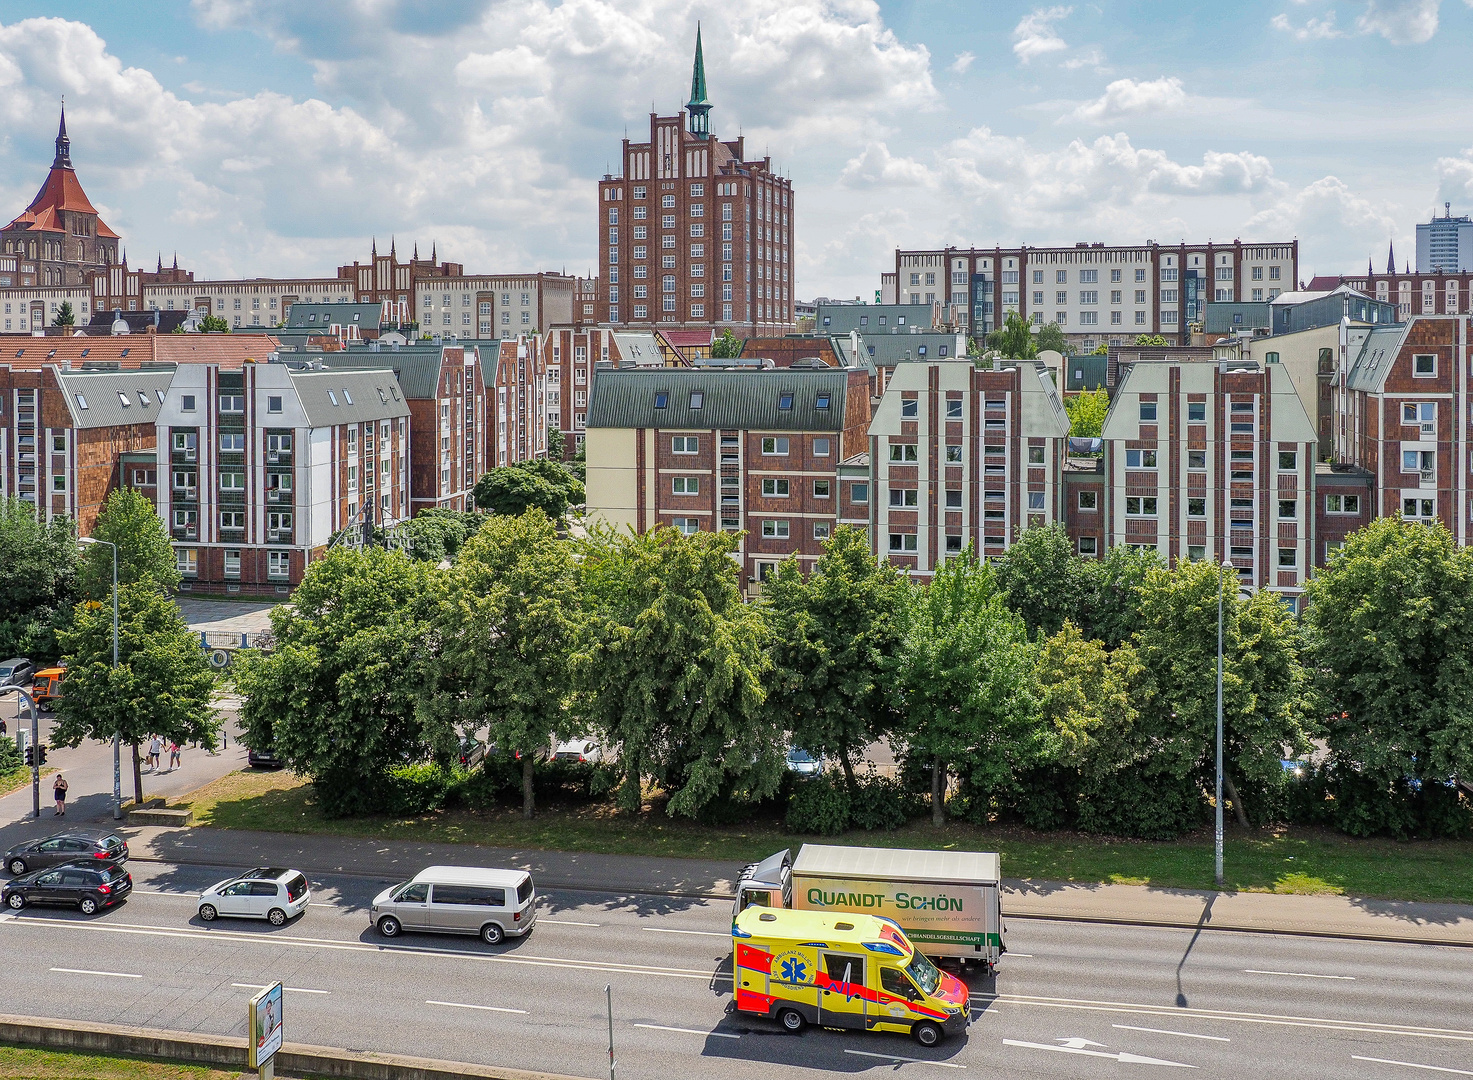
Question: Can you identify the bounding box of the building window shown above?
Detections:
[1279,450,1298,470]
[888,533,918,552]
[1188,401,1205,421]
[1028,446,1045,464]
[1278,548,1298,568]
[814,521,831,540]
[946,399,963,419]
[814,479,831,498]
[1124,449,1158,468]
[224,550,241,578]
[1078,536,1098,556]
[1028,491,1046,511]
[1325,494,1360,513]
[762,520,790,539]
[851,483,869,504]
[671,517,699,536]
[944,489,962,509]
[1413,354,1437,377]
[901,398,919,418]
[1403,497,1436,519]
[889,489,919,508]
[1135,311,1147,325]
[945,445,963,463]
[762,437,790,455]
[1278,499,1297,519]
[1188,450,1207,469]
[672,476,699,495]
[1078,490,1097,511]
[1125,496,1158,516]
[888,444,918,462]
[1139,401,1157,421]
[176,548,198,576]
[267,551,290,578]
[813,437,831,456]
[762,478,790,497]
[672,435,698,454]
[1188,497,1206,517]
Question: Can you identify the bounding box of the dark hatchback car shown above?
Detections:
[247,743,282,768]
[3,861,131,914]
[4,830,129,876]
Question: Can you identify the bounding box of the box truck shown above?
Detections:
[734,844,1003,969]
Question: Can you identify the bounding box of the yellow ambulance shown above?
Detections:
[732,906,971,1047]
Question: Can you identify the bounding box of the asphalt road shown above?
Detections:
[0,853,1468,1079]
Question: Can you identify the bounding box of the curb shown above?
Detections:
[0,1012,594,1080]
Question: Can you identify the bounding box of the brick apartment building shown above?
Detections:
[1095,357,1317,601]
[584,367,871,590]
[484,336,547,467]
[156,363,409,594]
[540,327,616,457]
[1340,244,1473,322]
[868,359,1071,575]
[0,366,169,534]
[314,342,488,514]
[597,30,794,336]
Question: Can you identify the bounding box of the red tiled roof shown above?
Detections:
[5,165,119,239]
[1305,275,1343,292]
[662,329,714,346]
[0,334,279,370]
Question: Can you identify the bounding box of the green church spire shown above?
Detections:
[687,24,711,137]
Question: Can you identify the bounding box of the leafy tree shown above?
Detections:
[710,329,743,359]
[984,310,1037,360]
[1035,322,1068,354]
[398,507,482,563]
[763,526,909,794]
[425,511,580,817]
[1132,559,1311,830]
[993,524,1094,639]
[1134,334,1169,346]
[894,546,1039,825]
[198,314,231,333]
[80,489,179,601]
[52,301,75,328]
[0,499,78,661]
[52,583,218,804]
[236,548,435,816]
[1064,387,1110,439]
[473,459,585,518]
[546,427,566,460]
[1086,545,1160,649]
[1091,341,1109,355]
[574,527,778,818]
[568,440,587,483]
[1304,518,1473,836]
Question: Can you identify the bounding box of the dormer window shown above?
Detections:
[815,394,830,410]
[778,393,794,410]
[328,390,339,406]
[654,392,669,408]
[689,390,703,409]
[342,389,354,405]
[117,392,131,407]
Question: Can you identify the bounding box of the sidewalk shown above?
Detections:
[120,823,1473,948]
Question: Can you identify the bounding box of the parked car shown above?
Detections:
[458,737,486,769]
[370,865,536,945]
[3,860,131,914]
[0,657,34,689]
[785,747,823,776]
[31,667,65,712]
[4,830,128,876]
[553,739,602,764]
[246,744,283,769]
[197,867,310,925]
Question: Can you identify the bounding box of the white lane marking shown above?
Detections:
[539,918,601,927]
[1004,953,1033,958]
[1352,1056,1473,1076]
[427,1000,528,1015]
[1114,1024,1230,1042]
[5,918,725,983]
[232,983,329,994]
[1244,969,1355,980]
[641,927,729,937]
[844,1049,965,1068]
[1003,1038,1195,1069]
[50,967,140,979]
[634,1023,739,1040]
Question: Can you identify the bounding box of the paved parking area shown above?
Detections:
[176,597,279,638]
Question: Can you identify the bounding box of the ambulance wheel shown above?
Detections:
[912,1021,942,1047]
[777,1008,806,1034]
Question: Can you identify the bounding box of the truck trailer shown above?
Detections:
[735,844,1003,969]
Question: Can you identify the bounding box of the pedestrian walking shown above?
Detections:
[168,741,181,770]
[52,773,68,817]
[149,734,163,770]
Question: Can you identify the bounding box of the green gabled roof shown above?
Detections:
[313,350,446,399]
[587,367,848,431]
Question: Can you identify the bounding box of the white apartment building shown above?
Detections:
[144,278,355,329]
[415,275,575,339]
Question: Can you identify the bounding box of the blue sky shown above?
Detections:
[3,1,1471,295]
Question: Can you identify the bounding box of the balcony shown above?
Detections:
[267,489,291,503]
[267,530,294,544]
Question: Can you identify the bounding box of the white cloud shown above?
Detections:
[1245,176,1400,272]
[840,142,934,187]
[1269,11,1345,38]
[949,51,975,74]
[1013,6,1072,63]
[1062,47,1109,72]
[1355,0,1440,43]
[1070,77,1187,124]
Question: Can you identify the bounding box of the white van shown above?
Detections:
[370,866,536,944]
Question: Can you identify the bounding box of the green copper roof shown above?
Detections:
[688,25,709,107]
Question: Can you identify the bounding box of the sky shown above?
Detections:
[3,0,1473,300]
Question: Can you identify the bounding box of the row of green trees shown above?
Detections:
[237,512,1473,838]
[0,492,220,802]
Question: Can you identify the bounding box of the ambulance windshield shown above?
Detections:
[905,950,942,996]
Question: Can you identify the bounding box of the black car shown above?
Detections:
[247,744,282,768]
[0,657,34,688]
[4,829,128,876]
[3,861,131,915]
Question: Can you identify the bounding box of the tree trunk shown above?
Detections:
[931,755,946,827]
[1223,774,1249,829]
[839,754,858,797]
[131,742,143,807]
[522,754,535,820]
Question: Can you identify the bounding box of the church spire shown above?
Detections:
[53,103,72,169]
[1386,239,1395,275]
[686,24,711,137]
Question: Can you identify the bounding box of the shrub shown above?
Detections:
[1325,766,1472,839]
[848,768,923,831]
[785,773,851,835]
[380,762,459,816]
[1076,768,1205,839]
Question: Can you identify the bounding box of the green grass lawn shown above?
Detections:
[178,769,1473,905]
[0,1045,247,1080]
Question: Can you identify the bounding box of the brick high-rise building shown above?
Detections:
[597,29,794,336]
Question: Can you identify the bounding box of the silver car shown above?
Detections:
[370,865,536,945]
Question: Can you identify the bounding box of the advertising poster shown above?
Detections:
[248,982,284,1068]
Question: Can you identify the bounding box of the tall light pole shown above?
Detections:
[78,537,121,820]
[1216,559,1231,889]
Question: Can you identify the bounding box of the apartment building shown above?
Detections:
[0,366,168,533]
[314,342,487,513]
[415,274,575,339]
[1332,316,1470,544]
[1096,358,1317,602]
[156,363,409,594]
[540,327,616,457]
[868,359,1070,575]
[484,336,547,466]
[584,367,871,589]
[891,241,1298,346]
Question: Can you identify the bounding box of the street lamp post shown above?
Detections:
[78,537,121,820]
[1216,559,1231,889]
